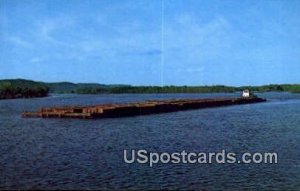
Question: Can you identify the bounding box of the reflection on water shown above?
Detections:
[0,93,300,189]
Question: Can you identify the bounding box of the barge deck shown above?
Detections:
[22,97,266,119]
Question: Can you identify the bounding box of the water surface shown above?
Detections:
[1,93,300,190]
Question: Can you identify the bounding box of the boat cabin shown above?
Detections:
[242,89,250,98]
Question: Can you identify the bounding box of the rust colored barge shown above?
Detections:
[22,97,266,119]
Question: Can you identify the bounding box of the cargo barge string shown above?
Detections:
[22,97,266,119]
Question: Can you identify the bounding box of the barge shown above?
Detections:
[22,96,266,119]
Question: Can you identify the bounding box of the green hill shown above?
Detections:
[44,82,79,93]
[45,82,111,93]
[0,79,49,99]
[1,79,300,99]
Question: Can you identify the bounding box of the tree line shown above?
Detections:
[0,79,49,99]
[76,84,300,94]
[1,79,299,99]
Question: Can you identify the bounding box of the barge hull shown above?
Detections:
[22,97,266,119]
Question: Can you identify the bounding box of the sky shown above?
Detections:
[0,0,300,86]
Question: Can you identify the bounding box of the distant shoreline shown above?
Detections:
[0,79,299,100]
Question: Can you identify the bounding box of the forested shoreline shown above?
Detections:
[1,79,300,99]
[0,79,49,99]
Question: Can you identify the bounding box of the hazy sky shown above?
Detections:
[1,0,300,86]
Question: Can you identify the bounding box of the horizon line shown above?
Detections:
[1,78,300,87]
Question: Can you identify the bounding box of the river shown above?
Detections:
[0,93,300,189]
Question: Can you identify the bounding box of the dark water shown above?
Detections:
[1,93,300,190]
